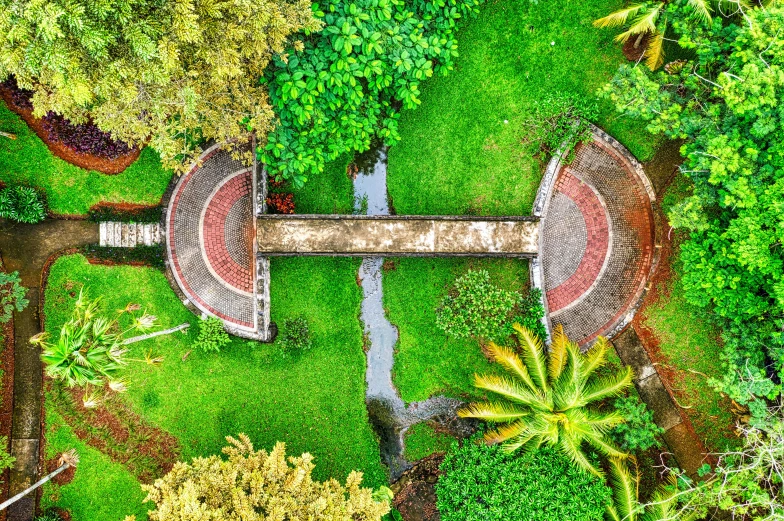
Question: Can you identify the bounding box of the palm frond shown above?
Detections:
[457,402,529,423]
[607,457,639,521]
[583,337,611,379]
[548,324,568,379]
[581,366,633,405]
[484,420,529,445]
[469,374,544,408]
[485,341,537,392]
[559,431,603,477]
[614,6,662,43]
[583,429,628,459]
[644,29,666,71]
[513,324,549,393]
[593,4,646,28]
[686,0,712,22]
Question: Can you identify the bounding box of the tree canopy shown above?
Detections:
[0,0,319,171]
[138,435,390,521]
[601,5,784,421]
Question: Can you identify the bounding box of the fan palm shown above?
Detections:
[35,290,184,391]
[605,457,699,521]
[458,324,633,476]
[593,0,741,70]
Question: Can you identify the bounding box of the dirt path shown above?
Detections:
[0,219,98,521]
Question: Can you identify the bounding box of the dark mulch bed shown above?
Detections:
[46,458,76,486]
[392,454,444,521]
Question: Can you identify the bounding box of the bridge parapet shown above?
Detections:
[256,214,539,257]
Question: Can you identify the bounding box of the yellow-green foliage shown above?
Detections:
[138,435,390,521]
[0,0,320,171]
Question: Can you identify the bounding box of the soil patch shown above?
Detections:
[392,454,443,521]
[622,32,653,63]
[47,381,180,483]
[45,458,75,486]
[631,176,731,457]
[0,88,140,174]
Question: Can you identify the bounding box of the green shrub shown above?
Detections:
[193,317,230,353]
[0,186,47,223]
[436,438,611,521]
[280,316,313,355]
[0,436,15,483]
[34,513,64,521]
[436,270,545,342]
[0,270,28,324]
[611,396,664,452]
[262,0,484,186]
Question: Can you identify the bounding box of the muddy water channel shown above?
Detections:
[352,148,470,480]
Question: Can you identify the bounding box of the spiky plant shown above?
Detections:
[35,290,170,395]
[593,0,739,70]
[605,457,699,521]
[458,324,633,476]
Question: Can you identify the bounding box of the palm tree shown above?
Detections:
[35,290,188,395]
[458,324,633,476]
[605,457,699,521]
[593,0,716,70]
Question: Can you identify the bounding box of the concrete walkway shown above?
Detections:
[256,215,539,257]
[0,219,98,521]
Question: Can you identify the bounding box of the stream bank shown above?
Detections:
[352,148,471,481]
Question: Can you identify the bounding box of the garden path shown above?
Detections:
[0,219,98,521]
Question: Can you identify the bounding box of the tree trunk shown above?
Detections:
[123,322,190,345]
[0,463,69,510]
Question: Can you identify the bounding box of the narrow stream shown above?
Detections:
[353,147,468,481]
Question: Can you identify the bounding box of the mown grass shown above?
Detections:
[403,423,456,462]
[40,156,384,518]
[384,258,526,402]
[384,0,658,402]
[387,0,657,218]
[639,175,737,452]
[0,101,172,216]
[41,409,151,520]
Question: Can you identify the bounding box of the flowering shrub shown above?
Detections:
[266,193,295,214]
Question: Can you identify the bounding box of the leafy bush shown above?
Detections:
[0,186,47,223]
[436,270,544,342]
[0,270,28,324]
[194,317,230,354]
[0,436,15,482]
[520,93,598,163]
[436,438,611,521]
[88,205,162,224]
[600,7,784,420]
[81,244,165,270]
[611,396,663,452]
[280,316,313,355]
[262,0,484,186]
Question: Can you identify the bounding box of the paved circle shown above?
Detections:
[541,134,657,346]
[166,145,256,330]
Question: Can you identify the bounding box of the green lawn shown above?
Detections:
[387,0,657,218]
[403,422,456,461]
[384,0,658,402]
[0,101,172,215]
[40,157,384,518]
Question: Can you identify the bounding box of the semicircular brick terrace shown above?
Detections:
[539,130,658,346]
[166,145,256,331]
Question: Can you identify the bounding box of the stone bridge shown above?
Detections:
[164,127,659,346]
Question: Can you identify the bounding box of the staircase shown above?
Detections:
[99,222,163,247]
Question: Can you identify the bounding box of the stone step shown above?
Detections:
[98,221,163,248]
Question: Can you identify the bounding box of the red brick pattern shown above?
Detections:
[545,173,609,313]
[202,173,254,293]
[167,147,256,330]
